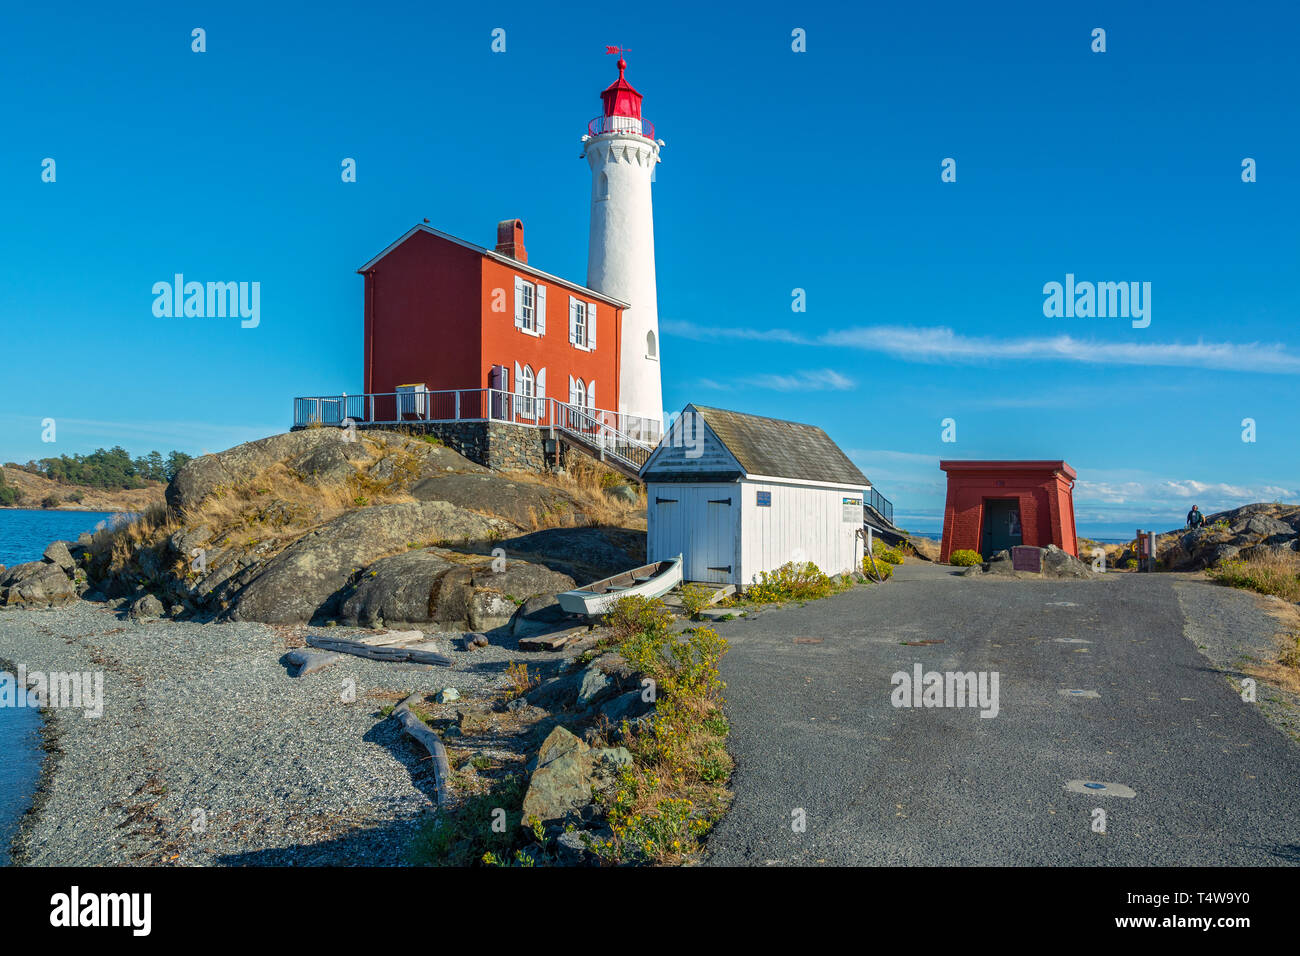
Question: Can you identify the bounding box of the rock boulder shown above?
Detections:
[222,500,511,623]
[0,561,77,609]
[520,726,594,825]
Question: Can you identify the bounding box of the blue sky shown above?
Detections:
[1,1,1296,537]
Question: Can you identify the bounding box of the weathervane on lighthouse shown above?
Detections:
[582,50,665,440]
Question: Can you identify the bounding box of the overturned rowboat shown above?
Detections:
[556,554,683,617]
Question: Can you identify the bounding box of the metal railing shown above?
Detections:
[293,388,659,471]
[865,487,894,526]
[294,389,562,430]
[552,401,654,473]
[587,115,655,139]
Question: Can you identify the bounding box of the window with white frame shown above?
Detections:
[515,362,545,421]
[573,301,587,346]
[514,277,545,335]
[518,364,535,418]
[569,296,596,350]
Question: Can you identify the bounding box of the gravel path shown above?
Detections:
[0,601,575,866]
[1173,575,1300,743]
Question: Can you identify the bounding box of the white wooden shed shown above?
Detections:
[640,404,872,586]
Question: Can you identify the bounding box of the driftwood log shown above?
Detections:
[306,634,453,666]
[392,693,453,807]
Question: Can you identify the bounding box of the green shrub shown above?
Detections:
[595,623,731,864]
[605,595,675,643]
[407,774,528,867]
[872,541,905,565]
[863,554,894,580]
[949,549,983,567]
[744,561,835,604]
[40,494,61,509]
[679,583,712,620]
[1121,558,1138,569]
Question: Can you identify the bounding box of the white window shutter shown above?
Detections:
[536,285,546,335]
[514,361,523,394]
[588,302,597,349]
[513,277,524,329]
[587,379,595,411]
[537,367,546,401]
[568,374,576,405]
[568,296,578,344]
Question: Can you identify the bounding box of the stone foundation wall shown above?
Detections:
[338,421,552,472]
[291,420,639,479]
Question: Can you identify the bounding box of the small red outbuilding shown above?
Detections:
[939,460,1078,562]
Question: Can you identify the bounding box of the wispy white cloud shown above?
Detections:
[696,369,855,392]
[1075,478,1297,505]
[662,319,810,345]
[665,320,1300,374]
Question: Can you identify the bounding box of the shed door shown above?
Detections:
[982,497,1023,559]
[652,486,736,585]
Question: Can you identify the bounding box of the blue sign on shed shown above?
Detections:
[756,491,771,507]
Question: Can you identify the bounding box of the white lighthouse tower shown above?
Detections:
[582,56,664,441]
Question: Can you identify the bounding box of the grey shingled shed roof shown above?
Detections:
[690,404,870,487]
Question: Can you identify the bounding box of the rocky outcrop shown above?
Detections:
[0,560,78,609]
[334,548,574,630]
[524,653,643,720]
[166,430,335,513]
[410,472,577,527]
[165,428,491,514]
[1157,503,1300,571]
[25,427,644,625]
[222,501,513,624]
[336,550,458,627]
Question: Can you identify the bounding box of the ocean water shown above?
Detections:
[0,508,119,865]
[0,508,122,567]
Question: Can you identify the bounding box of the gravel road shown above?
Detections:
[0,602,573,866]
[705,561,1300,866]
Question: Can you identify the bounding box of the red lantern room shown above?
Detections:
[601,58,642,119]
[589,57,653,139]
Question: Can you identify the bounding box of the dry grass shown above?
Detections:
[86,441,421,585]
[1208,550,1300,604]
[501,660,539,700]
[1238,595,1300,695]
[504,455,645,532]
[182,449,417,553]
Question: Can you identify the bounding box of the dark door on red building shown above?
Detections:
[983,498,1023,558]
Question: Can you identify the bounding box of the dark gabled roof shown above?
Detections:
[690,404,871,487]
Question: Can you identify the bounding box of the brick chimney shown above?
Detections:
[494,219,527,263]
